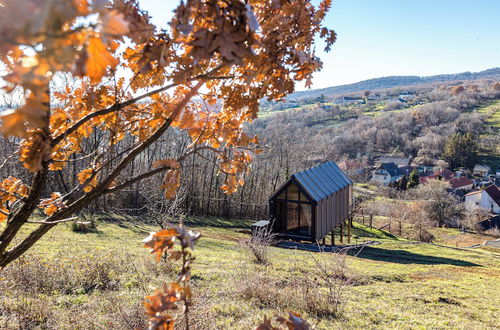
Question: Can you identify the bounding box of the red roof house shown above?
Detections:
[449,177,474,190]
[419,169,455,184]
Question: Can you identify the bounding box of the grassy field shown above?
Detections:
[476,100,500,169]
[477,100,500,129]
[1,216,499,329]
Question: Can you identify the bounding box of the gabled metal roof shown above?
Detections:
[292,161,352,202]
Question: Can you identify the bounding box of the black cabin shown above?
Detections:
[268,161,353,242]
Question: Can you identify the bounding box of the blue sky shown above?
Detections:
[139,0,500,90]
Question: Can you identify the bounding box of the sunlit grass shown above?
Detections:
[1,215,499,329]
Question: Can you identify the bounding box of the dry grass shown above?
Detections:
[230,254,351,321]
[0,217,499,329]
[0,247,178,329]
[4,252,120,294]
[242,224,277,265]
[431,227,499,247]
[484,227,500,237]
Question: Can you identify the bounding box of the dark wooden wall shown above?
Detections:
[314,184,352,240]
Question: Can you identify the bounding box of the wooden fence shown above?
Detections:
[185,195,268,220]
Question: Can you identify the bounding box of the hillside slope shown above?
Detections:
[1,216,499,329]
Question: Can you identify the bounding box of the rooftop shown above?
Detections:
[484,184,500,205]
[450,176,474,189]
[376,162,400,177]
[377,156,410,167]
[292,161,353,202]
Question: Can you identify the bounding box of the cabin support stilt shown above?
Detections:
[348,217,351,243]
[322,237,326,246]
[331,230,335,246]
[340,222,343,244]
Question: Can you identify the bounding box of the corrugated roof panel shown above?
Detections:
[321,163,344,190]
[325,162,351,188]
[291,161,353,202]
[303,168,329,199]
[314,165,340,195]
[295,171,324,201]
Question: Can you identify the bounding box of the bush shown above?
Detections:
[0,251,155,329]
[243,224,277,265]
[417,228,434,242]
[70,219,98,233]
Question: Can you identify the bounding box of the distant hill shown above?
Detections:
[288,68,500,100]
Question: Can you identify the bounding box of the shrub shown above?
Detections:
[484,227,500,237]
[0,295,54,329]
[243,224,277,265]
[70,219,98,233]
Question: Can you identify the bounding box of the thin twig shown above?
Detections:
[51,64,223,147]
[27,217,79,224]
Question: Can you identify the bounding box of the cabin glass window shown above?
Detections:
[272,181,314,237]
[299,204,312,235]
[286,202,299,230]
[299,191,309,203]
[287,183,300,201]
[278,189,286,199]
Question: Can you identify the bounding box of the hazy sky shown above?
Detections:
[139,0,500,90]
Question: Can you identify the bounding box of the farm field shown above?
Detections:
[477,100,500,129]
[476,100,500,168]
[1,216,499,329]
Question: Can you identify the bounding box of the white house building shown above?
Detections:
[371,162,402,185]
[465,185,500,214]
[473,164,491,177]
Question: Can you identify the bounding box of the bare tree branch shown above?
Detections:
[103,166,169,195]
[27,216,79,224]
[51,65,223,147]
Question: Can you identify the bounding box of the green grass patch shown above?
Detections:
[476,100,500,129]
[1,215,499,329]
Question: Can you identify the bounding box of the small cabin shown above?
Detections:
[268,161,353,242]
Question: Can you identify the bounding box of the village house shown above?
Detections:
[337,159,371,177]
[473,164,491,177]
[419,168,454,184]
[398,91,414,100]
[376,157,410,167]
[449,176,474,191]
[464,184,500,214]
[371,162,403,185]
[387,97,408,104]
[398,165,414,176]
[477,215,500,231]
[336,96,365,105]
[414,165,433,175]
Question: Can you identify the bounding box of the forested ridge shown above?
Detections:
[288,67,500,99]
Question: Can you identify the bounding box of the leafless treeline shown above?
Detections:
[0,80,499,221]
